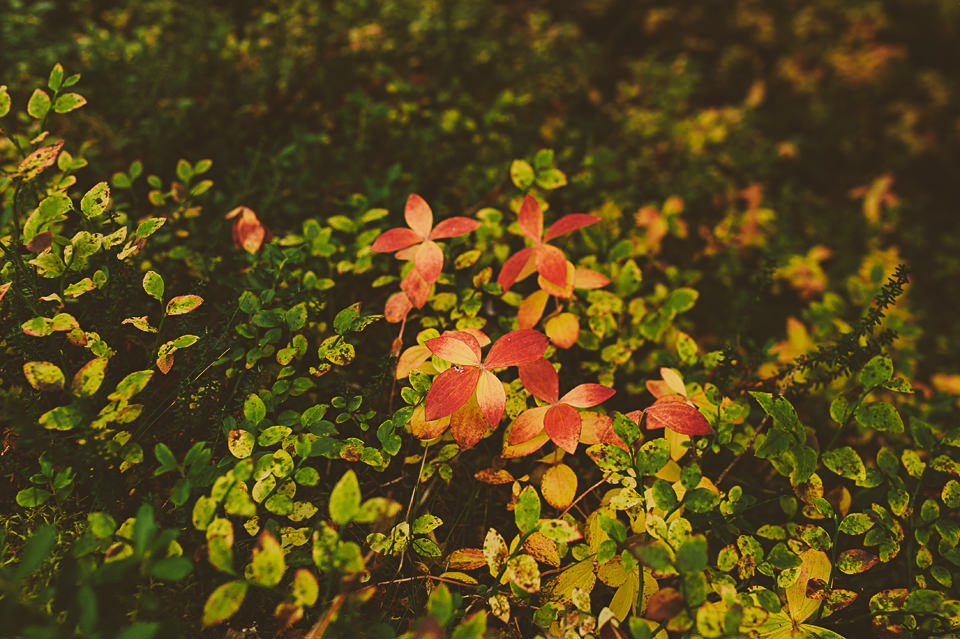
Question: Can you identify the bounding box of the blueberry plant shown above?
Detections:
[1,63,959,639]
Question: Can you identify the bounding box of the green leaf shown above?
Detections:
[80,182,110,218]
[27,88,51,119]
[515,486,541,535]
[0,85,11,117]
[47,64,64,90]
[12,525,55,581]
[684,488,719,513]
[292,569,319,606]
[192,496,217,530]
[859,355,893,389]
[943,480,960,509]
[88,513,117,539]
[202,580,248,627]
[665,288,699,314]
[427,583,454,627]
[148,556,192,581]
[411,514,443,535]
[676,535,708,574]
[839,513,875,535]
[285,303,307,331]
[250,531,285,586]
[142,271,164,301]
[510,159,535,189]
[154,443,178,475]
[413,537,442,557]
[535,168,567,190]
[16,487,52,508]
[855,401,903,433]
[39,405,83,431]
[53,92,87,113]
[135,217,166,238]
[822,447,866,481]
[72,357,108,397]
[329,470,361,525]
[333,304,361,335]
[901,449,926,478]
[165,294,203,316]
[243,394,266,426]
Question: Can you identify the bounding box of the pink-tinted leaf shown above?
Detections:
[424,366,480,421]
[405,193,433,238]
[394,243,419,261]
[401,268,432,308]
[560,384,615,408]
[426,331,482,365]
[396,345,432,379]
[414,240,444,283]
[508,406,550,445]
[517,194,543,243]
[484,329,548,369]
[166,295,203,316]
[544,404,582,454]
[450,397,487,449]
[430,217,480,239]
[624,410,643,424]
[573,268,610,289]
[543,213,601,242]
[476,369,506,427]
[535,244,568,288]
[544,312,579,349]
[578,412,625,449]
[497,246,535,292]
[384,291,412,323]
[517,290,549,329]
[643,401,713,435]
[371,227,421,252]
[460,328,491,347]
[410,405,450,440]
[518,358,559,403]
[645,380,673,398]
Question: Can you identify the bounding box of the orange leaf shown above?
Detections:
[497,246,535,292]
[448,548,486,570]
[384,291,412,323]
[545,312,579,348]
[410,405,450,440]
[371,227,421,252]
[508,406,550,445]
[517,290,549,329]
[543,213,600,242]
[643,401,712,435]
[426,331,482,366]
[502,431,550,458]
[560,383,615,408]
[579,412,625,449]
[518,358,559,403]
[573,267,610,289]
[414,240,444,283]
[544,404,581,454]
[475,369,506,426]
[450,396,487,449]
[424,366,480,421]
[430,216,480,239]
[535,244,568,288]
[484,329,548,369]
[541,463,577,510]
[225,206,271,254]
[517,194,543,243]
[474,468,515,485]
[404,193,433,238]
[0,282,11,305]
[396,344,431,379]
[400,268,432,308]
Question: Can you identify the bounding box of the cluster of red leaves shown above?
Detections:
[371,194,479,323]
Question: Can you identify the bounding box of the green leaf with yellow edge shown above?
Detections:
[250,531,285,586]
[836,549,878,575]
[822,447,866,481]
[510,159,534,189]
[227,430,255,459]
[855,401,903,433]
[80,182,110,219]
[39,405,83,431]
[0,85,10,117]
[328,470,360,525]
[202,580,247,627]
[54,92,86,113]
[291,569,318,607]
[515,486,541,535]
[27,89,51,119]
[541,463,577,510]
[142,271,164,301]
[23,361,65,391]
[108,370,153,401]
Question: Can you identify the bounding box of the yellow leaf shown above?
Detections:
[541,463,577,510]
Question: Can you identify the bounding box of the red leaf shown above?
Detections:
[544,403,582,454]
[475,369,506,426]
[560,383,615,408]
[460,328,491,347]
[384,291,412,323]
[405,193,433,238]
[517,194,543,243]
[226,206,271,254]
[425,331,482,366]
[508,406,549,445]
[573,267,610,289]
[371,228,421,252]
[401,268,432,308]
[450,397,487,449]
[518,358,559,403]
[535,244,568,288]
[643,401,713,435]
[543,213,600,242]
[424,366,480,421]
[497,246,535,292]
[624,410,643,424]
[483,329,548,369]
[430,217,480,239]
[414,240,444,283]
[517,290,549,329]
